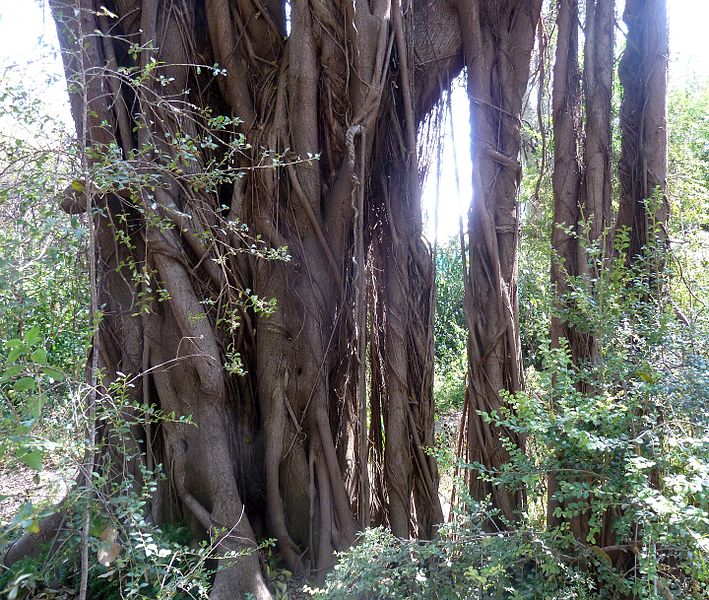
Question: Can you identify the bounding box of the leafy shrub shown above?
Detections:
[308,512,606,599]
[315,234,709,599]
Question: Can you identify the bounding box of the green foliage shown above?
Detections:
[433,239,467,414]
[434,238,467,369]
[501,245,708,597]
[667,80,709,312]
[0,363,267,600]
[308,515,604,599]
[318,228,709,598]
[0,327,65,472]
[0,518,226,600]
[0,73,87,479]
[0,78,89,378]
[518,209,552,371]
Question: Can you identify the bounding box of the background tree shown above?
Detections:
[455,0,542,524]
[550,0,614,369]
[616,0,669,266]
[548,0,615,539]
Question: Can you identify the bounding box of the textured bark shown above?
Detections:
[549,0,584,538]
[550,0,613,360]
[46,0,462,596]
[369,143,443,539]
[548,0,615,541]
[454,0,542,525]
[608,0,669,574]
[549,4,671,584]
[582,0,614,246]
[550,0,583,353]
[616,0,669,264]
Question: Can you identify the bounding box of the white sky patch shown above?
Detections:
[667,0,709,88]
[0,0,71,127]
[421,78,471,246]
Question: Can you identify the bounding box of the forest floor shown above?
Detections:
[0,462,70,526]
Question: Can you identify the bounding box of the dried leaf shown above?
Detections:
[97,541,121,566]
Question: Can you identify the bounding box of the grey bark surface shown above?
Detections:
[549,0,615,542]
[616,0,669,263]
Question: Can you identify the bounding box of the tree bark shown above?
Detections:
[45,0,463,596]
[550,0,583,353]
[582,0,614,247]
[454,0,542,525]
[616,0,669,267]
[548,0,615,542]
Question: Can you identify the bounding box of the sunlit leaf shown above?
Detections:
[30,348,47,364]
[7,347,23,363]
[23,326,41,346]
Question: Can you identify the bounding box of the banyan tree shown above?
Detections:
[6,1,544,597]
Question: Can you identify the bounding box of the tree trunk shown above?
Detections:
[610,0,669,576]
[548,0,583,535]
[45,0,463,596]
[550,0,613,365]
[582,0,613,247]
[548,0,615,540]
[550,0,583,354]
[454,0,542,525]
[616,0,669,265]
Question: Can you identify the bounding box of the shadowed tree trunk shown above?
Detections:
[582,0,613,248]
[550,0,613,372]
[609,0,669,580]
[550,0,583,356]
[548,0,614,540]
[549,0,585,540]
[454,0,542,525]
[38,0,465,597]
[616,0,669,266]
[549,2,670,582]
[368,95,444,538]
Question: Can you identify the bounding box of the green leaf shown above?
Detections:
[7,347,23,363]
[17,449,44,471]
[41,366,64,381]
[24,327,41,346]
[27,394,45,419]
[14,377,37,392]
[1,365,24,381]
[30,348,47,364]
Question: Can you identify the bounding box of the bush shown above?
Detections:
[314,237,709,599]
